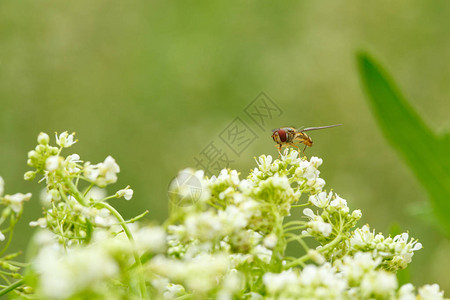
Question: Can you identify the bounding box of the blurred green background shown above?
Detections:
[1,0,449,292]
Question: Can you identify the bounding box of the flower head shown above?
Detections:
[2,192,32,213]
[116,186,134,200]
[56,132,77,148]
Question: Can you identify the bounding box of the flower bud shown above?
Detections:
[116,186,134,200]
[46,156,62,172]
[27,150,39,160]
[35,144,46,153]
[24,171,36,181]
[37,132,50,145]
[352,209,362,219]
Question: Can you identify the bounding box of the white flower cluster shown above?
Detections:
[24,132,136,247]
[262,253,445,299]
[84,156,120,187]
[0,176,33,292]
[157,149,444,299]
[32,223,167,299]
[11,134,445,300]
[301,190,362,251]
[0,176,32,214]
[348,224,423,271]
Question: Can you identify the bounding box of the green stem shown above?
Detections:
[0,215,16,257]
[284,233,343,269]
[0,279,24,297]
[83,183,95,197]
[291,203,309,208]
[284,225,305,233]
[120,210,149,225]
[93,201,148,300]
[283,220,306,228]
[270,212,287,272]
[61,172,86,205]
[60,173,93,243]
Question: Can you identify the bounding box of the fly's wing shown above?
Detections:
[300,124,342,132]
[272,127,296,132]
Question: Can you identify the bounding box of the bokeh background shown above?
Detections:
[1,0,449,292]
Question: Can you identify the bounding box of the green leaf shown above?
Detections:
[357,52,450,237]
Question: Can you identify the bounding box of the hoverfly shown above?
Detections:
[271,124,342,155]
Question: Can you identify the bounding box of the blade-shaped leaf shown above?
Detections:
[357,52,450,237]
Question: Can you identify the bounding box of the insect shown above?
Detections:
[271,124,342,155]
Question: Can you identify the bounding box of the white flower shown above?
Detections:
[169,168,209,204]
[116,187,134,200]
[360,270,398,298]
[163,283,185,299]
[85,187,107,201]
[185,211,223,241]
[46,155,62,172]
[398,283,415,300]
[56,131,76,148]
[217,269,244,300]
[330,195,349,213]
[303,208,316,219]
[0,176,4,196]
[33,230,58,247]
[84,156,120,187]
[65,154,81,173]
[257,155,273,172]
[352,209,362,219]
[218,205,248,232]
[134,226,167,253]
[299,263,347,293]
[339,252,381,283]
[417,284,444,299]
[312,177,326,191]
[238,179,253,193]
[252,245,272,264]
[349,225,375,248]
[0,231,5,241]
[39,189,59,207]
[35,245,119,299]
[149,253,229,293]
[30,218,47,228]
[263,233,278,249]
[213,169,240,186]
[2,192,32,213]
[303,208,332,237]
[263,270,299,294]
[282,149,301,164]
[307,249,325,264]
[93,208,115,227]
[309,191,332,208]
[83,162,99,181]
[309,156,323,168]
[99,156,120,184]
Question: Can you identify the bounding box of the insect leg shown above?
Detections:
[302,144,308,157]
[275,143,282,157]
[288,143,301,157]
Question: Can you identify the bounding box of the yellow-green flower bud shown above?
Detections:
[24,171,36,181]
[37,132,50,145]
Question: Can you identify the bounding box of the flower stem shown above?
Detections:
[284,233,343,269]
[93,201,148,300]
[0,279,24,297]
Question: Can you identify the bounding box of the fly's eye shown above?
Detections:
[278,129,287,142]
